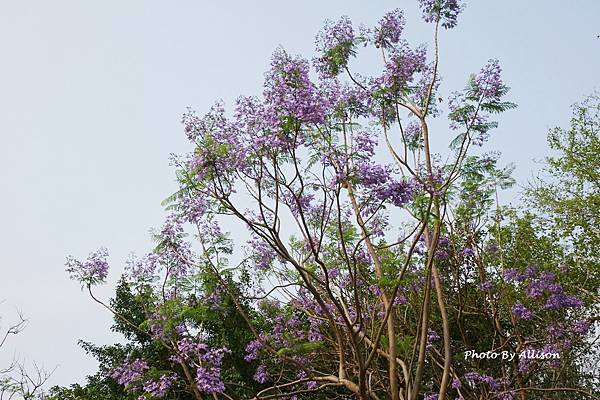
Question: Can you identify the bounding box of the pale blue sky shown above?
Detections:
[1,0,598,389]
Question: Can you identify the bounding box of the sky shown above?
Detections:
[1,0,599,390]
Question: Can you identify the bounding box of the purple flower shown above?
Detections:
[374,9,405,47]
[417,0,464,29]
[143,374,177,398]
[512,303,533,320]
[435,249,449,260]
[263,48,327,128]
[381,44,427,94]
[196,366,225,394]
[308,317,324,342]
[464,371,480,384]
[244,337,264,362]
[65,248,109,285]
[180,192,208,224]
[125,253,158,282]
[354,161,414,207]
[522,265,538,279]
[353,130,378,157]
[204,287,223,310]
[451,378,461,388]
[518,356,533,374]
[393,293,407,305]
[315,16,354,76]
[247,235,277,271]
[369,284,383,297]
[459,247,475,258]
[480,375,500,391]
[499,391,516,400]
[525,280,546,298]
[143,216,195,279]
[109,358,149,387]
[403,120,422,146]
[282,191,317,219]
[174,338,229,394]
[253,365,269,384]
[546,323,565,338]
[183,101,248,183]
[474,59,504,100]
[149,320,167,341]
[426,328,440,350]
[544,293,583,309]
[571,320,592,335]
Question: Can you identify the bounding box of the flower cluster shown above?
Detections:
[183,101,248,183]
[380,44,427,95]
[462,371,503,392]
[149,216,194,279]
[403,120,423,149]
[447,59,514,145]
[196,365,226,394]
[247,235,278,272]
[253,364,269,384]
[125,253,159,283]
[263,48,327,128]
[244,335,266,362]
[174,338,230,394]
[511,302,533,320]
[142,374,178,398]
[373,9,405,48]
[65,247,109,285]
[355,162,414,207]
[504,267,583,310]
[109,358,149,387]
[474,59,504,100]
[315,16,355,77]
[426,328,440,350]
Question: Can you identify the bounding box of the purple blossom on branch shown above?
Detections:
[464,371,480,384]
[480,375,500,391]
[196,365,225,394]
[426,328,440,349]
[247,235,277,272]
[253,365,269,384]
[173,337,229,394]
[512,302,533,320]
[474,59,504,100]
[65,247,109,285]
[374,9,405,48]
[381,44,427,94]
[571,320,592,335]
[125,253,158,282]
[142,374,177,398]
[183,100,248,182]
[315,16,355,77]
[355,161,414,207]
[263,48,327,128]
[544,293,583,309]
[109,358,149,387]
[459,247,475,257]
[403,121,422,147]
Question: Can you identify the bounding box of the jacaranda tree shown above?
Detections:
[58,1,598,399]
